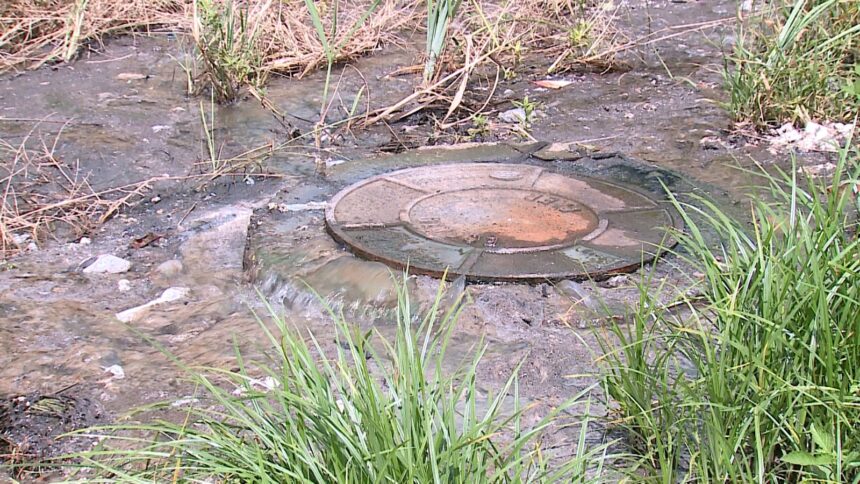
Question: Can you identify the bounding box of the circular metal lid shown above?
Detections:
[325,163,680,281]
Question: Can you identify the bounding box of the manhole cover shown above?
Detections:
[325,163,680,281]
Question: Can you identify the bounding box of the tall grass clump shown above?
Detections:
[601,142,860,482]
[725,0,859,127]
[192,0,268,103]
[424,0,463,82]
[62,279,609,482]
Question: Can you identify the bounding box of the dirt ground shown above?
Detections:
[0,0,845,476]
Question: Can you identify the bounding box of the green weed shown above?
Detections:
[303,0,381,141]
[60,277,611,482]
[192,0,267,103]
[600,142,860,482]
[425,0,463,82]
[725,0,860,127]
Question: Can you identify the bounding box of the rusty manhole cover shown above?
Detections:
[325,163,680,281]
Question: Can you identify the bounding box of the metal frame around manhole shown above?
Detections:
[325,162,682,282]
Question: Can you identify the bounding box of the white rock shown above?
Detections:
[115,287,190,323]
[232,376,280,396]
[83,254,132,274]
[116,72,146,81]
[118,279,132,292]
[11,233,30,246]
[273,201,327,212]
[171,397,200,407]
[770,121,855,153]
[155,259,183,278]
[602,274,631,288]
[103,364,125,379]
[78,237,92,245]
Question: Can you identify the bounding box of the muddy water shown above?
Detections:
[0,0,836,469]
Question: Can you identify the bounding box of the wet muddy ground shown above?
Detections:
[0,0,845,475]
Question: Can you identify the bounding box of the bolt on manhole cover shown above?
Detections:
[325,163,680,282]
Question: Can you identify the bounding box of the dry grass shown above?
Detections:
[455,0,624,72]
[0,126,158,258]
[261,1,415,76]
[0,0,187,71]
[1,0,415,75]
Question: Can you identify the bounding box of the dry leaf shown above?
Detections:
[533,79,572,90]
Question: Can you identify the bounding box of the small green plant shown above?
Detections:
[467,113,490,139]
[425,0,463,82]
[843,64,860,102]
[725,0,860,127]
[512,95,541,133]
[192,0,267,103]
[600,141,860,481]
[567,20,592,49]
[61,277,611,482]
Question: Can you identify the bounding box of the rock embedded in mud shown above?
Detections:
[155,259,183,278]
[498,108,527,124]
[82,254,132,274]
[115,287,190,323]
[600,274,631,288]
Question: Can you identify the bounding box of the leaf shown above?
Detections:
[810,423,834,452]
[782,451,831,466]
[533,79,572,90]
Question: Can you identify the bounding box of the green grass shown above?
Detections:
[303,0,380,139]
[725,0,859,127]
[57,277,610,483]
[600,142,860,482]
[425,0,463,82]
[192,0,267,103]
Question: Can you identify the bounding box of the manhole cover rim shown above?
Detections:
[325,162,682,282]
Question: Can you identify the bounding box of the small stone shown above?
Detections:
[699,136,723,150]
[498,108,527,124]
[78,237,92,245]
[274,201,327,212]
[171,397,200,407]
[115,287,190,323]
[155,259,183,278]
[11,233,30,246]
[103,364,125,379]
[150,196,161,204]
[601,274,631,288]
[116,72,147,81]
[557,280,600,312]
[118,279,132,292]
[83,254,132,274]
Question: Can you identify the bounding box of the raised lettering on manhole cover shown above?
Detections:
[325,163,680,281]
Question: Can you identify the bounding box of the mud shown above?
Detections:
[0,0,843,474]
